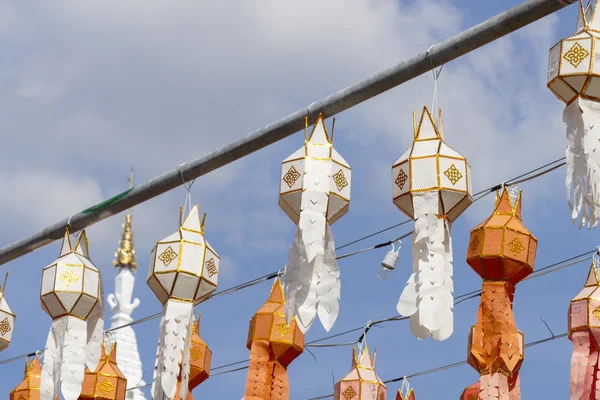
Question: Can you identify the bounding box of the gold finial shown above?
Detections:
[113,214,138,271]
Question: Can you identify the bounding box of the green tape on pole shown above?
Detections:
[81,188,134,214]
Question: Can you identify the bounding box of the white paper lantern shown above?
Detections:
[148,205,219,400]
[278,114,351,333]
[40,230,104,400]
[548,0,600,228]
[0,282,15,352]
[391,106,472,341]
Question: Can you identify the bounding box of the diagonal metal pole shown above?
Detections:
[0,0,576,266]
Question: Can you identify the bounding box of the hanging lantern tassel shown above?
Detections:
[40,229,103,400]
[392,106,473,341]
[279,114,351,333]
[147,205,220,400]
[466,188,536,400]
[244,279,304,400]
[548,0,600,228]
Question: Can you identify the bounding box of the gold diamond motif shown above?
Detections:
[380,391,386,400]
[283,166,301,188]
[507,237,525,256]
[205,258,217,277]
[564,42,590,68]
[342,387,357,399]
[158,246,178,266]
[18,396,25,400]
[100,379,114,395]
[275,322,292,336]
[0,318,10,336]
[190,346,203,361]
[395,169,408,190]
[59,268,79,288]
[593,306,600,321]
[444,164,463,186]
[332,169,349,191]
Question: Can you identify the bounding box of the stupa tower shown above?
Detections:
[106,171,147,400]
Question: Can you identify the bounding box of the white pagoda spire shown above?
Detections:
[106,172,147,400]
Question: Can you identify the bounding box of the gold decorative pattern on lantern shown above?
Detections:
[593,305,600,321]
[190,346,203,361]
[342,387,357,399]
[17,396,25,400]
[395,169,408,190]
[563,42,590,68]
[275,322,292,336]
[508,237,525,256]
[158,246,178,266]
[444,164,463,185]
[59,268,79,287]
[333,169,349,191]
[0,318,11,336]
[205,258,217,277]
[100,380,114,395]
[283,166,301,188]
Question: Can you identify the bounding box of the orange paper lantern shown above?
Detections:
[188,315,212,389]
[10,356,46,400]
[244,278,304,400]
[79,343,127,400]
[465,188,534,400]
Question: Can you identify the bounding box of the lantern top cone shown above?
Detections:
[79,342,127,400]
[392,106,472,222]
[247,278,304,366]
[396,389,416,400]
[334,346,386,400]
[466,188,537,285]
[10,356,44,400]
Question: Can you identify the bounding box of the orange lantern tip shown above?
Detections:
[396,388,416,400]
[494,187,522,218]
[268,278,285,304]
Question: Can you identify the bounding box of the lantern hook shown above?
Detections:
[178,162,197,218]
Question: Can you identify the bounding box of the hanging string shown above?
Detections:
[178,163,197,217]
[400,376,411,399]
[426,45,444,126]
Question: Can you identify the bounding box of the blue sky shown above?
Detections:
[0,0,594,398]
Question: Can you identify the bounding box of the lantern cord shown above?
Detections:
[0,248,592,373]
[305,331,569,400]
[208,250,593,373]
[178,162,197,217]
[335,156,566,251]
[426,44,444,126]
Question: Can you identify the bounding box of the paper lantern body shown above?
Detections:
[548,2,600,103]
[392,106,472,222]
[41,232,100,320]
[467,189,537,286]
[460,383,479,400]
[247,279,304,366]
[189,316,212,389]
[0,289,15,352]
[10,357,44,400]
[147,205,220,306]
[396,389,415,400]
[79,343,127,400]
[279,114,351,226]
[569,263,600,343]
[333,347,387,400]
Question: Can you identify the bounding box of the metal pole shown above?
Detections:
[0,0,575,266]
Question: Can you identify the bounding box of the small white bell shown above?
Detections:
[377,241,401,280]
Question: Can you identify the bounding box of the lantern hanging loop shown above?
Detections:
[178,162,197,217]
[400,377,411,399]
[357,320,373,353]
